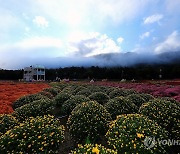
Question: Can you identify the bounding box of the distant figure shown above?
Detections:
[102,79,108,82]
[131,79,136,82]
[121,79,126,82]
[90,79,94,83]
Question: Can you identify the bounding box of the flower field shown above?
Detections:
[0,81,179,153]
[0,82,49,114]
[94,81,180,102]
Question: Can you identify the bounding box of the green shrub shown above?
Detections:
[38,91,54,99]
[43,88,59,97]
[0,115,65,153]
[109,88,135,98]
[61,95,90,115]
[67,101,111,143]
[76,88,91,97]
[160,97,180,106]
[139,93,154,102]
[86,86,101,93]
[61,86,75,94]
[139,99,180,139]
[72,86,87,95]
[13,98,54,121]
[106,114,169,154]
[12,94,47,109]
[71,144,117,154]
[54,92,72,107]
[104,87,117,95]
[89,92,110,104]
[0,114,18,136]
[104,97,138,119]
[126,94,146,107]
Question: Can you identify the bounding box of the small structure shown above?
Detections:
[23,65,45,81]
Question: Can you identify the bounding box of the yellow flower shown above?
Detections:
[50,132,54,136]
[134,144,136,149]
[137,133,144,138]
[92,147,99,154]
[38,136,41,139]
[28,144,31,148]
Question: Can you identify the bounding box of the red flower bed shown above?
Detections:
[94,81,180,102]
[0,82,49,114]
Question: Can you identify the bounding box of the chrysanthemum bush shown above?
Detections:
[61,86,75,94]
[126,94,146,107]
[0,115,65,153]
[0,114,18,136]
[106,114,169,154]
[71,144,117,154]
[139,99,180,139]
[109,88,136,98]
[43,87,59,97]
[104,97,137,119]
[12,93,47,109]
[139,93,154,102]
[13,98,54,121]
[72,86,87,95]
[89,92,110,104]
[86,86,101,93]
[54,92,72,108]
[104,87,117,95]
[38,91,54,99]
[76,88,92,97]
[67,101,112,143]
[61,95,90,115]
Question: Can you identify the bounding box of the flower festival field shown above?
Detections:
[0,81,179,153]
[0,82,49,114]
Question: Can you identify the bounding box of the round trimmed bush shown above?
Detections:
[73,86,87,95]
[109,88,135,98]
[106,114,169,154]
[0,115,65,153]
[86,86,101,93]
[0,114,18,136]
[89,92,110,104]
[104,87,117,95]
[139,99,180,139]
[13,98,54,121]
[43,88,59,97]
[61,95,90,115]
[61,86,75,94]
[160,97,180,106]
[139,93,154,102]
[12,94,47,109]
[71,144,117,154]
[67,101,112,143]
[54,92,72,107]
[77,88,91,97]
[38,91,54,99]
[105,97,138,119]
[126,94,146,107]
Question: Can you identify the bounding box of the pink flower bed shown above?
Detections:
[94,81,180,102]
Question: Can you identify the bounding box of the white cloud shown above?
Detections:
[117,37,124,44]
[15,37,62,49]
[144,14,163,24]
[155,31,180,53]
[0,36,63,59]
[67,32,121,57]
[33,16,49,28]
[140,32,150,39]
[33,0,154,27]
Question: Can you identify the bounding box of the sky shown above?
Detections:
[0,0,180,69]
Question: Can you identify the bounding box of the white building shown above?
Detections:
[23,65,45,81]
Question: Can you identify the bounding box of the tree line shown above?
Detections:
[0,64,180,81]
